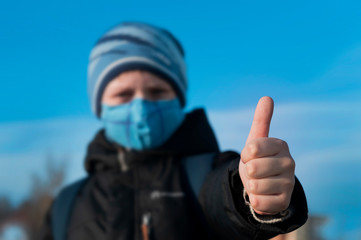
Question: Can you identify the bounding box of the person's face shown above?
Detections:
[102,70,177,106]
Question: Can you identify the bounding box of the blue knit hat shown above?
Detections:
[87,22,187,117]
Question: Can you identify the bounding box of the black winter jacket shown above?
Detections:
[39,109,308,240]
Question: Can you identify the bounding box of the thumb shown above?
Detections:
[245,96,274,145]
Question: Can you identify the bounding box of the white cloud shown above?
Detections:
[209,100,361,155]
[0,116,101,204]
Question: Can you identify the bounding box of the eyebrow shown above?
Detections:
[145,80,172,88]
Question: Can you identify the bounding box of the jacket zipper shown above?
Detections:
[141,212,151,240]
[117,151,129,172]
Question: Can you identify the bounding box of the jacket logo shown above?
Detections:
[150,191,185,200]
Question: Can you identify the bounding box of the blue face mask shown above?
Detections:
[101,98,185,150]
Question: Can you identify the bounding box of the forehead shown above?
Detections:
[109,70,172,88]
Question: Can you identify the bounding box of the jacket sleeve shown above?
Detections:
[199,158,308,240]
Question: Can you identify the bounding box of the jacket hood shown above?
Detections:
[85,108,219,174]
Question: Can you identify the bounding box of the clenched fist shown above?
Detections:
[239,96,295,215]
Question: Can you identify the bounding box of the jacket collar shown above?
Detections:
[85,108,219,174]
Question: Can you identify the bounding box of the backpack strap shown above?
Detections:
[183,153,215,197]
[51,177,88,240]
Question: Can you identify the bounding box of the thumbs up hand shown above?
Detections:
[239,97,295,215]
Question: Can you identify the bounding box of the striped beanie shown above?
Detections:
[87,22,187,117]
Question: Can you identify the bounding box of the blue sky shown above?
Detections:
[1,0,361,239]
[2,0,361,121]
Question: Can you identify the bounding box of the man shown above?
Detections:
[40,22,307,240]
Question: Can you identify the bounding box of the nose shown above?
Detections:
[133,89,148,100]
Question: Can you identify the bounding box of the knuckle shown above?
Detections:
[250,194,259,208]
[246,162,257,178]
[248,180,257,193]
[275,139,289,152]
[240,151,246,162]
[282,158,295,171]
[278,194,290,211]
[290,159,296,170]
[287,178,295,189]
[282,178,295,192]
[238,161,245,174]
[247,142,260,157]
[279,139,289,149]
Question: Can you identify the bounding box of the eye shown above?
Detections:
[150,88,167,95]
[117,91,133,98]
[114,90,134,104]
